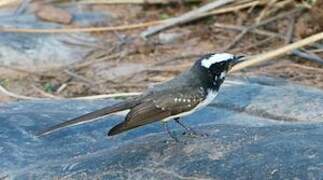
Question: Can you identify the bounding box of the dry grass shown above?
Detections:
[0,0,323,101]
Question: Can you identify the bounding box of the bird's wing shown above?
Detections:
[154,87,206,115]
[107,100,171,136]
[108,88,205,136]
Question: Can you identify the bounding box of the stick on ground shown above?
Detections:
[0,84,42,100]
[291,49,323,65]
[77,0,200,4]
[0,21,161,33]
[231,32,323,72]
[0,83,141,100]
[0,1,263,34]
[140,0,236,38]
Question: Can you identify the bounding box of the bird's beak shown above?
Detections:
[231,55,246,66]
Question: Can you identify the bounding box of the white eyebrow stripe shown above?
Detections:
[201,53,234,68]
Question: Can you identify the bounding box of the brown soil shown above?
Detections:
[1,1,323,102]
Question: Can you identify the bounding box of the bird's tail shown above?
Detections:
[37,99,140,137]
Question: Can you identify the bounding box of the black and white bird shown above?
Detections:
[38,53,244,138]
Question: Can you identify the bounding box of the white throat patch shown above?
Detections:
[201,53,234,68]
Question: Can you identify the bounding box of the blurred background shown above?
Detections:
[0,0,322,102]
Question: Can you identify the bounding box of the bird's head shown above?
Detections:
[193,53,245,90]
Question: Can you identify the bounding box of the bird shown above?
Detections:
[38,53,245,139]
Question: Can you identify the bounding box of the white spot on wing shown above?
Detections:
[201,53,234,68]
[162,90,218,122]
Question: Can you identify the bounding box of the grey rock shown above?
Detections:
[0,33,97,68]
[0,8,113,69]
[1,76,323,179]
[0,6,114,28]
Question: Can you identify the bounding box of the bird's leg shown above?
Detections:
[163,122,179,142]
[174,118,208,138]
[174,118,198,136]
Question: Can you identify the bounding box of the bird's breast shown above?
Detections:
[195,89,218,111]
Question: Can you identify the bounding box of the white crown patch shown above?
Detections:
[201,53,234,68]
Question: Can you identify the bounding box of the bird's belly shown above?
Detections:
[161,109,197,122]
[161,90,218,122]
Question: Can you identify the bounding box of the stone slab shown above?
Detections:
[1,77,323,179]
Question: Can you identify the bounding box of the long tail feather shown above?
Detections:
[37,100,139,137]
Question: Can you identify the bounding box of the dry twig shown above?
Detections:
[285,14,296,44]
[0,0,19,7]
[56,83,68,94]
[284,14,323,65]
[0,83,141,100]
[0,21,161,33]
[141,0,236,38]
[213,23,283,38]
[64,70,94,85]
[31,85,62,99]
[231,32,323,72]
[256,0,278,23]
[0,84,42,100]
[292,49,323,65]
[206,0,265,15]
[140,0,268,38]
[77,0,200,4]
[291,64,323,73]
[309,49,323,53]
[73,52,123,70]
[0,0,265,35]
[153,54,202,66]
[223,8,303,50]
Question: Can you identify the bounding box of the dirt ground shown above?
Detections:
[1,0,323,102]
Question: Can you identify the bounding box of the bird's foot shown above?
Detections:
[173,118,208,139]
[163,122,180,143]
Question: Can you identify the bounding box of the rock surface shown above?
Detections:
[0,7,113,69]
[1,77,323,179]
